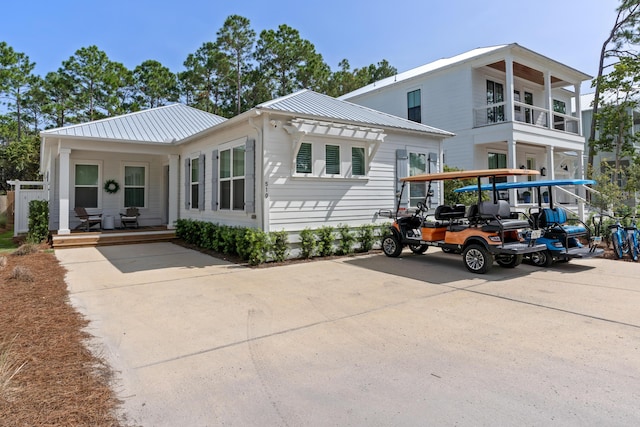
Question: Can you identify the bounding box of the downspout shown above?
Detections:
[248,112,265,232]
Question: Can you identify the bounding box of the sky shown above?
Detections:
[1,0,621,94]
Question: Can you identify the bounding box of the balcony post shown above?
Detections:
[505,56,514,123]
[575,83,582,136]
[545,71,552,130]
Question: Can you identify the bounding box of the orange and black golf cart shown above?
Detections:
[381,168,546,274]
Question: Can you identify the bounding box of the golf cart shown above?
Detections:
[454,179,604,266]
[380,168,546,274]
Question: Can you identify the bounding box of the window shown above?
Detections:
[486,80,504,123]
[326,144,340,175]
[524,91,534,124]
[74,164,99,208]
[296,142,312,173]
[407,89,421,123]
[488,152,507,183]
[409,152,426,207]
[124,165,146,207]
[352,147,365,176]
[220,146,245,210]
[191,157,199,209]
[553,99,566,131]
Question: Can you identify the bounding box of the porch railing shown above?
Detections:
[474,101,580,134]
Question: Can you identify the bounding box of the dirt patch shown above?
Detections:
[0,243,125,426]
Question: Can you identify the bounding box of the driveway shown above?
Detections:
[56,243,640,426]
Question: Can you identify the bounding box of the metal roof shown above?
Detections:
[339,45,508,99]
[41,104,227,143]
[340,43,591,100]
[256,90,453,136]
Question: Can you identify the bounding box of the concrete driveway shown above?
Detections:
[56,243,640,426]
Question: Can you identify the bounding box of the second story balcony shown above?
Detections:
[473,101,581,134]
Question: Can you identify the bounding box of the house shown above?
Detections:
[40,90,453,237]
[340,43,592,206]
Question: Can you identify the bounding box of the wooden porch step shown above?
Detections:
[52,230,177,248]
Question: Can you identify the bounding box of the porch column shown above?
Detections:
[505,56,514,123]
[58,148,71,235]
[546,145,555,180]
[507,137,517,203]
[167,154,179,229]
[578,149,586,221]
[545,71,552,130]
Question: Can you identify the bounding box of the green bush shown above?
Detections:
[268,230,289,263]
[356,224,376,252]
[315,226,335,257]
[337,224,355,255]
[27,200,49,243]
[299,228,316,259]
[241,228,268,266]
[0,212,7,229]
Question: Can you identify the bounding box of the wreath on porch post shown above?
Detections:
[104,179,120,194]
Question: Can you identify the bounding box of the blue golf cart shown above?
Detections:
[455,179,604,266]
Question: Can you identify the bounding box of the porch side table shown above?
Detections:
[102,215,114,230]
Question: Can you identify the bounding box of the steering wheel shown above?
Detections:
[415,201,426,215]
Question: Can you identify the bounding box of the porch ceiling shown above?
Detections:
[487,61,564,87]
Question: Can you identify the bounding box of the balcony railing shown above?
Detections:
[474,101,580,134]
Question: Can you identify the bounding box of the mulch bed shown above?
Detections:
[0,243,124,426]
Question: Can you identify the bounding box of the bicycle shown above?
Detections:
[625,215,639,262]
[592,213,630,260]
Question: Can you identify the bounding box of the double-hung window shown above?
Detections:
[74,163,99,208]
[123,165,146,208]
[488,152,507,183]
[191,157,200,209]
[407,89,421,123]
[220,146,245,210]
[553,99,566,131]
[409,152,426,207]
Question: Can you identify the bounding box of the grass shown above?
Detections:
[0,229,18,254]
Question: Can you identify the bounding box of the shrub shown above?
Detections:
[27,200,49,243]
[0,212,7,229]
[315,226,335,257]
[268,230,289,263]
[299,228,316,259]
[240,228,268,266]
[356,224,376,252]
[337,224,355,255]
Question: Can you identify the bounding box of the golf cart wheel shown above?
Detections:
[382,235,403,257]
[409,244,428,254]
[496,254,523,268]
[462,244,493,274]
[530,250,553,267]
[441,247,454,253]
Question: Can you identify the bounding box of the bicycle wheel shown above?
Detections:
[628,233,639,261]
[611,233,624,259]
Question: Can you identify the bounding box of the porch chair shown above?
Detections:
[120,207,140,229]
[74,207,102,231]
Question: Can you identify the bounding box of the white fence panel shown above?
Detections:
[7,181,47,236]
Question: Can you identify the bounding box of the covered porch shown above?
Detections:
[51,225,176,248]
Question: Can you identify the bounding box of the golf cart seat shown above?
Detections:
[435,204,466,222]
[539,207,587,236]
[478,200,530,231]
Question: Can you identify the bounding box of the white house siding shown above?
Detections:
[177,122,261,230]
[263,124,442,232]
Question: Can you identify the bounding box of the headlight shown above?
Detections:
[552,242,564,248]
[489,235,502,242]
